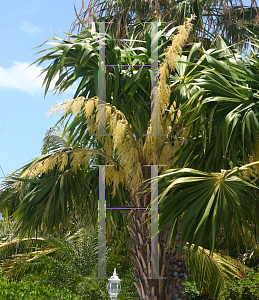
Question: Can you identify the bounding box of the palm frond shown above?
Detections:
[159,164,259,253]
[186,244,249,300]
[41,125,68,155]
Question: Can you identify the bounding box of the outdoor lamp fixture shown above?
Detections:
[107,268,121,300]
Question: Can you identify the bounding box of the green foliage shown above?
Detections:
[0,270,79,299]
[159,166,259,254]
[2,6,259,300]
[186,245,245,299]
[74,0,259,51]
[185,271,259,300]
[219,271,259,300]
[184,281,211,300]
[21,246,138,300]
[171,43,259,172]
[0,221,138,300]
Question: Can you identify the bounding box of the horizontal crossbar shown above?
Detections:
[106,207,151,210]
[105,64,152,67]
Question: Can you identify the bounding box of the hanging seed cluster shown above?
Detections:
[19,18,194,195]
[159,15,195,122]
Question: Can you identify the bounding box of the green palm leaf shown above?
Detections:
[159,164,259,253]
[186,244,248,299]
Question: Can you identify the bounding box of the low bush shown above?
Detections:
[0,223,138,299]
[220,271,259,300]
[184,281,211,300]
[185,271,259,300]
[23,259,138,300]
[0,271,80,299]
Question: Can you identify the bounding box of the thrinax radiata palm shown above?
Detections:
[2,3,259,299]
[2,18,195,299]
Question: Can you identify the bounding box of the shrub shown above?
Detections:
[0,223,139,299]
[185,271,259,300]
[219,270,259,300]
[0,271,80,300]
[23,258,139,300]
[184,281,211,300]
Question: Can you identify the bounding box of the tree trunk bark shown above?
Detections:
[128,191,189,300]
[166,231,189,300]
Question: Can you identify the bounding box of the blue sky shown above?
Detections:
[0,0,84,178]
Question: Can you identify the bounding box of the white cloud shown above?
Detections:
[20,21,42,34]
[0,61,44,94]
[0,61,76,95]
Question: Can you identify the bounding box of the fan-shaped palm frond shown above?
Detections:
[158,163,259,254]
[168,42,259,171]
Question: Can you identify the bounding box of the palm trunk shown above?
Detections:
[128,192,189,300]
[166,232,189,300]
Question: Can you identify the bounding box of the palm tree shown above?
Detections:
[2,15,259,300]
[2,20,190,299]
[71,0,259,48]
[155,38,259,298]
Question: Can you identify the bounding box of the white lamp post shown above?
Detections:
[107,268,121,300]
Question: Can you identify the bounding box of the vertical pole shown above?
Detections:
[151,22,159,136]
[98,22,106,136]
[151,22,160,279]
[151,165,159,279]
[98,165,106,279]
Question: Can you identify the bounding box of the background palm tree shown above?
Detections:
[71,0,259,49]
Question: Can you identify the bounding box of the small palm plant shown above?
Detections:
[0,219,138,300]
